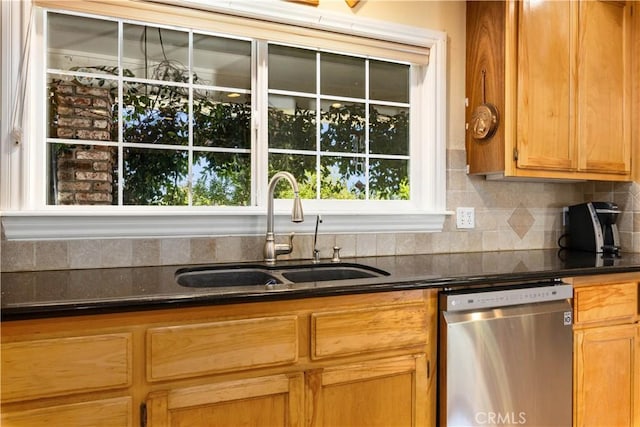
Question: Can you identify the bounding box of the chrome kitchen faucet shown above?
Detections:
[264,171,304,265]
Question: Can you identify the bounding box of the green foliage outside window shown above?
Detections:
[120,81,252,206]
[269,102,410,201]
[50,71,409,206]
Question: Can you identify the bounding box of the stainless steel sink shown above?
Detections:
[175,263,389,288]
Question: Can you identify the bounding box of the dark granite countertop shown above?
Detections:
[3,249,640,320]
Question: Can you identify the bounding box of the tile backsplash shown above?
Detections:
[2,149,639,272]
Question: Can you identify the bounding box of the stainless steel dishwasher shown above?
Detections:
[439,281,573,427]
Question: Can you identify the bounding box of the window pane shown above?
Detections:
[269,153,317,199]
[48,143,117,205]
[320,156,365,200]
[192,152,250,206]
[370,60,409,103]
[122,83,189,146]
[193,35,251,89]
[369,105,409,155]
[269,45,316,93]
[193,89,251,149]
[48,74,117,142]
[48,13,118,72]
[320,100,365,153]
[44,13,420,209]
[369,158,409,200]
[268,95,317,150]
[123,147,188,205]
[123,24,189,81]
[320,53,365,98]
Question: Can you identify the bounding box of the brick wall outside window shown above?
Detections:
[50,81,116,205]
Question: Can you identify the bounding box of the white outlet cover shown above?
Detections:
[456,207,475,229]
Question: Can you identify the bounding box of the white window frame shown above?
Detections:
[0,0,448,240]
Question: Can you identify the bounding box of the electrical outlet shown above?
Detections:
[456,207,475,229]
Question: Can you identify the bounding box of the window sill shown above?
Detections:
[1,210,449,240]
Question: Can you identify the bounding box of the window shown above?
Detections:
[1,0,447,239]
[47,12,253,206]
[45,13,413,206]
[268,45,411,201]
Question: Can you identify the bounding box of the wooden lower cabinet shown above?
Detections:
[306,354,427,427]
[144,291,435,427]
[570,274,640,427]
[145,373,304,427]
[0,397,133,427]
[1,333,132,403]
[1,289,436,427]
[145,354,427,427]
[146,315,299,382]
[574,324,639,427]
[0,331,134,427]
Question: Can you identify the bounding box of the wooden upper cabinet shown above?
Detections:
[516,0,575,172]
[633,3,640,183]
[465,0,633,181]
[465,0,506,175]
[578,0,632,175]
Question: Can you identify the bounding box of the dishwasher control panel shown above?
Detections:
[444,283,573,312]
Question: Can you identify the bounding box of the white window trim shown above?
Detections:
[0,0,449,240]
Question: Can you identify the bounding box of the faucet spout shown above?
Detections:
[312,215,322,263]
[264,171,304,265]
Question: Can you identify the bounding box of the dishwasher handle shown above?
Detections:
[442,298,574,326]
[442,283,573,312]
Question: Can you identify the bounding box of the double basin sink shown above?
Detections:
[176,262,390,289]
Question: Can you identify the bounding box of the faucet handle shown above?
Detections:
[332,246,341,263]
[273,232,296,257]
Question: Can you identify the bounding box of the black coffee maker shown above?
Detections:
[566,202,621,255]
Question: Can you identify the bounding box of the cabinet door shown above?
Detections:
[574,323,638,427]
[145,373,304,427]
[516,0,577,172]
[577,0,631,175]
[306,354,428,427]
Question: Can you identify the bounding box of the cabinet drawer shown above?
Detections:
[147,315,298,381]
[0,396,132,427]
[311,303,427,359]
[1,333,132,402]
[574,282,638,326]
